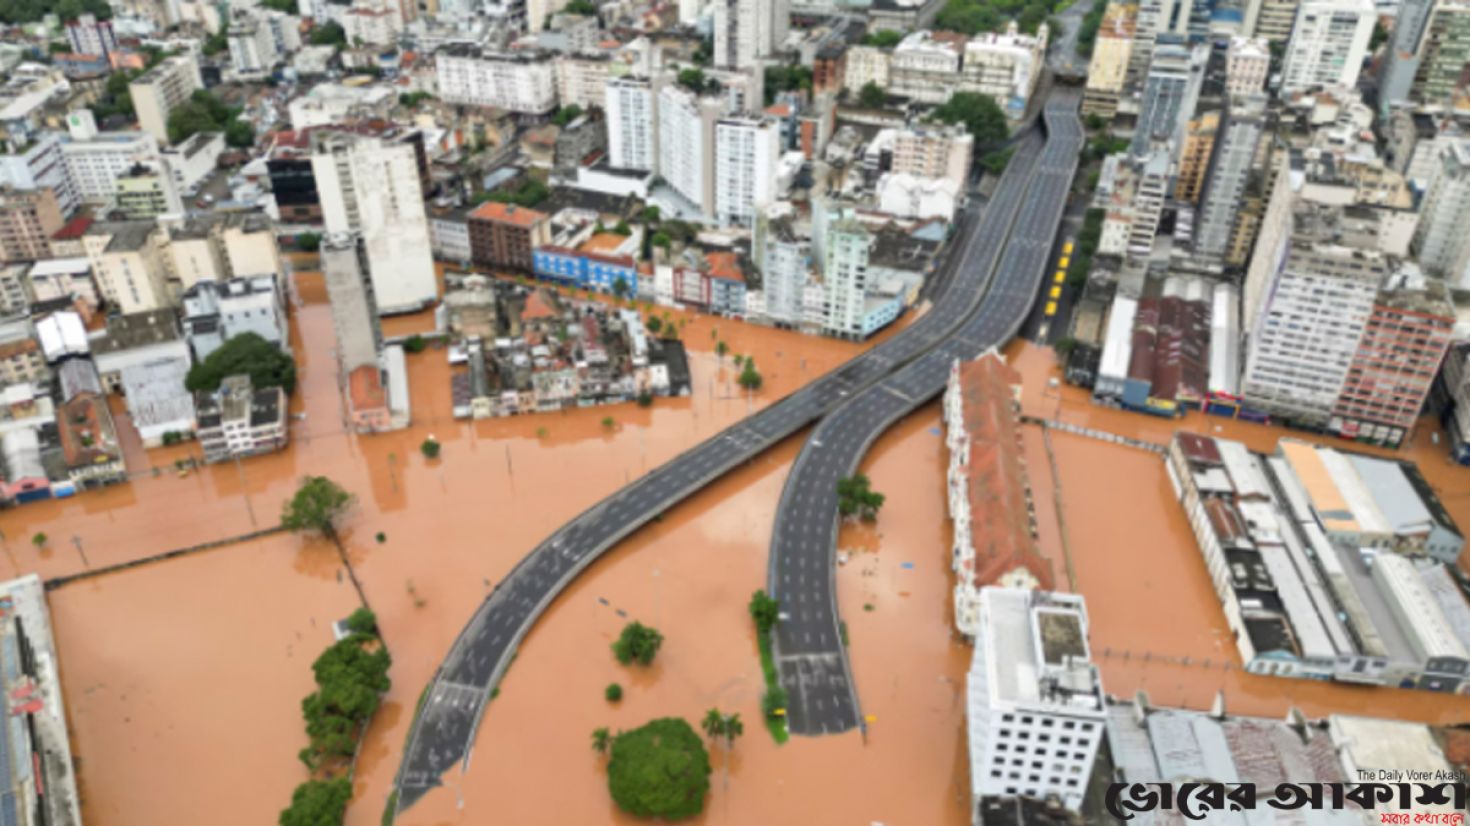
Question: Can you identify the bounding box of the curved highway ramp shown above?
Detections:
[390,101,1068,813]
[767,92,1084,736]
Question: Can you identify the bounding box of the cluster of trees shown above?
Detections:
[281,609,389,825]
[737,358,763,392]
[861,29,905,48]
[933,92,1009,150]
[836,473,885,521]
[676,67,717,95]
[612,621,664,666]
[477,178,550,208]
[763,64,813,104]
[1076,0,1107,57]
[747,590,787,740]
[857,81,887,109]
[563,0,598,14]
[936,0,1059,36]
[91,70,139,123]
[281,476,355,539]
[0,0,107,23]
[552,104,583,126]
[980,146,1015,175]
[398,91,433,109]
[599,718,711,820]
[260,0,295,11]
[167,89,254,148]
[309,21,347,48]
[1066,207,1104,287]
[184,332,296,395]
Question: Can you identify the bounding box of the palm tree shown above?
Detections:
[723,713,743,751]
[701,708,725,743]
[592,727,611,755]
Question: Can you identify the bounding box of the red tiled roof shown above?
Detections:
[765,103,792,117]
[348,365,386,413]
[955,354,1054,591]
[52,216,93,240]
[705,251,744,284]
[521,289,559,321]
[470,201,548,227]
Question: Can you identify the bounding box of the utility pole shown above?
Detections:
[234,452,257,528]
[70,535,89,568]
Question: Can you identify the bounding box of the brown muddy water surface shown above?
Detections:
[17,272,1470,825]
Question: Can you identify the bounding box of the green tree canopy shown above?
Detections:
[737,359,762,391]
[858,81,887,108]
[748,590,779,634]
[225,119,255,148]
[185,332,296,395]
[309,21,346,47]
[861,29,904,47]
[606,718,711,820]
[933,92,1009,148]
[279,778,351,826]
[612,621,664,666]
[552,104,583,126]
[836,473,886,521]
[261,0,295,11]
[281,476,354,538]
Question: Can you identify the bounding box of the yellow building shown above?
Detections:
[1082,2,1138,118]
[1174,110,1221,203]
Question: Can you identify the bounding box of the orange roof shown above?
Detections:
[581,232,628,254]
[521,289,559,321]
[705,251,744,284]
[469,201,548,227]
[765,103,792,117]
[348,365,386,413]
[955,353,1054,591]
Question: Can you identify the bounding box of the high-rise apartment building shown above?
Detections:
[311,129,438,313]
[1194,94,1267,258]
[1279,0,1374,93]
[1082,1,1138,117]
[1225,35,1270,96]
[713,0,788,69]
[1379,0,1438,115]
[0,188,62,265]
[1411,141,1470,288]
[821,211,870,339]
[1331,273,1454,447]
[757,212,808,328]
[1410,0,1470,108]
[1251,0,1301,41]
[967,588,1105,814]
[658,83,722,216]
[1131,41,1205,156]
[1173,109,1220,202]
[714,117,780,226]
[65,13,117,57]
[434,46,557,114]
[1242,204,1388,428]
[0,134,78,217]
[605,77,655,172]
[128,54,203,146]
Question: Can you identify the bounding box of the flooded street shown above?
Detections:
[18,265,1470,825]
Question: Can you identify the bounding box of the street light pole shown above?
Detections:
[70,535,89,568]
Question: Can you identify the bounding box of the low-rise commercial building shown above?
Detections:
[469,202,551,273]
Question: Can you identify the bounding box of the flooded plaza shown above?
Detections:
[13,268,1470,824]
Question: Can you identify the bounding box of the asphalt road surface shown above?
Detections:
[391,103,1068,813]
[767,92,1084,736]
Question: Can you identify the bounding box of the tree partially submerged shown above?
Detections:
[606,718,710,820]
[836,474,885,521]
[282,476,354,539]
[185,332,296,394]
[612,621,664,666]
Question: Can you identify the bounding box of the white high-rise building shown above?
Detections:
[1412,141,1470,288]
[1242,203,1387,427]
[822,210,870,338]
[435,46,557,114]
[658,83,721,215]
[713,0,788,69]
[714,117,780,226]
[311,130,437,314]
[605,77,655,172]
[968,588,1105,812]
[757,212,808,327]
[1279,0,1375,93]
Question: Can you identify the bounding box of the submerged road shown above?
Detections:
[768,92,1084,736]
[392,115,1055,812]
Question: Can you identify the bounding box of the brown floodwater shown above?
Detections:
[22,269,901,824]
[25,280,1470,826]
